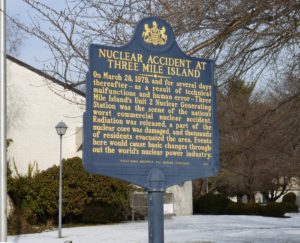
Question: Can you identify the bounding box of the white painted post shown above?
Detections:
[0,0,7,241]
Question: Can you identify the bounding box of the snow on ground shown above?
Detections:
[8,213,300,243]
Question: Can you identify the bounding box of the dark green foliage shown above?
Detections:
[260,203,286,217]
[8,210,45,236]
[281,192,298,213]
[225,203,261,215]
[8,157,131,232]
[245,203,262,215]
[193,193,231,214]
[282,203,299,213]
[282,192,297,204]
[225,202,290,217]
[81,203,125,224]
[225,203,246,215]
[7,162,43,234]
[193,192,294,218]
[226,202,286,217]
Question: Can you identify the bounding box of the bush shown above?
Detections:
[245,203,262,215]
[282,203,299,213]
[260,203,285,217]
[81,203,126,224]
[226,202,291,217]
[193,193,231,214]
[8,157,131,232]
[225,203,261,215]
[8,209,39,235]
[225,203,246,215]
[193,192,294,217]
[282,192,297,204]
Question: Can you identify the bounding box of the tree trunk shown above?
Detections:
[247,193,256,203]
[237,194,243,203]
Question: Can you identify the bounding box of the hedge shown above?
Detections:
[193,193,232,214]
[282,192,297,204]
[193,193,297,217]
[8,157,131,234]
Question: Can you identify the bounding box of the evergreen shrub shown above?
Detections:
[8,157,131,230]
[260,203,285,217]
[193,192,291,218]
[226,202,291,217]
[193,193,231,214]
[282,203,299,213]
[225,203,261,215]
[225,202,246,215]
[282,192,297,204]
[245,203,261,215]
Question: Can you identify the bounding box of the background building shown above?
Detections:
[7,56,85,174]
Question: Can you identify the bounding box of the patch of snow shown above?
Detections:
[8,213,300,243]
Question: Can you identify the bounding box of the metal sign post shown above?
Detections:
[148,190,164,243]
[0,0,7,241]
[147,168,165,243]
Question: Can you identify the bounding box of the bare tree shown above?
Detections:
[6,17,25,56]
[6,17,26,133]
[9,0,300,88]
[9,0,300,200]
[216,75,300,202]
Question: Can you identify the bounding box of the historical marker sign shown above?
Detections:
[83,17,219,189]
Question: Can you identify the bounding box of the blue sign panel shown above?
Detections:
[83,17,219,188]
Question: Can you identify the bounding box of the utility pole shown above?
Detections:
[0,0,7,241]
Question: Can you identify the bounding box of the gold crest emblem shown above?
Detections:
[142,21,167,46]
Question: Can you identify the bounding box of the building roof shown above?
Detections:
[7,55,86,98]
